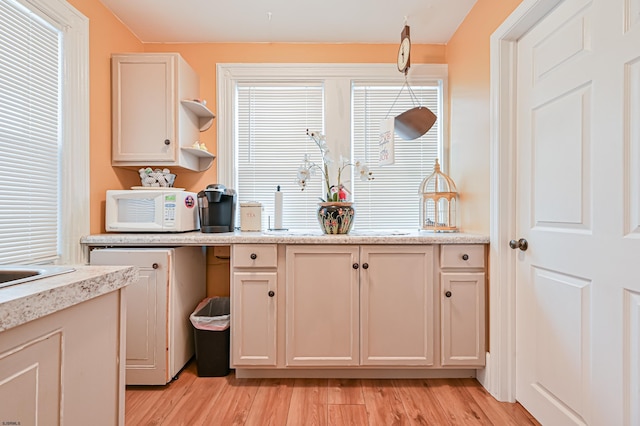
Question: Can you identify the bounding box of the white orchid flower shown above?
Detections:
[358,164,373,181]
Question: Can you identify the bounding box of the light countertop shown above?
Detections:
[80,229,489,246]
[0,265,137,332]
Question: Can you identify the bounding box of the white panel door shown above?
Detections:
[515,0,640,424]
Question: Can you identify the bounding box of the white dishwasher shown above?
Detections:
[90,246,206,385]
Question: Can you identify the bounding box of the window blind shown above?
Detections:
[236,83,324,229]
[352,83,440,230]
[0,0,61,264]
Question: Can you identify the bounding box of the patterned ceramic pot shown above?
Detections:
[317,202,355,234]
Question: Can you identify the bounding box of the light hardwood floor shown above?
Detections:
[125,361,540,425]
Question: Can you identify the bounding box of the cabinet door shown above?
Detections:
[441,272,486,366]
[360,246,435,366]
[231,272,277,366]
[90,249,169,384]
[285,245,359,366]
[0,331,62,424]
[112,54,176,162]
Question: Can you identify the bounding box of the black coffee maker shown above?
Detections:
[197,184,237,233]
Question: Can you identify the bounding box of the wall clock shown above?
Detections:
[397,25,411,74]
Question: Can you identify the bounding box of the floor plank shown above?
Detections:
[125,362,198,425]
[201,375,262,426]
[124,360,541,426]
[327,404,369,425]
[392,379,452,426]
[361,379,411,426]
[159,373,226,426]
[464,381,539,426]
[286,378,328,426]
[244,378,295,426]
[327,379,365,405]
[427,379,493,425]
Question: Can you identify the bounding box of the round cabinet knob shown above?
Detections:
[250,253,257,260]
[445,291,452,298]
[164,139,171,145]
[152,263,159,269]
[462,254,469,261]
[268,290,275,297]
[362,263,369,270]
[352,263,359,269]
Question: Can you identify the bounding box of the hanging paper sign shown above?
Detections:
[378,117,395,166]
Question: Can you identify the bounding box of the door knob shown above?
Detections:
[509,238,528,251]
[268,290,275,297]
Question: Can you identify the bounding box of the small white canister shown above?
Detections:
[240,202,262,231]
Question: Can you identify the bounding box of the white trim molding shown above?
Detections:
[486,0,564,402]
[216,63,449,189]
[17,0,90,264]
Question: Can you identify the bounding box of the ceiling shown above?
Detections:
[98,0,477,44]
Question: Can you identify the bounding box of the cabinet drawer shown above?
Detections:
[233,244,277,268]
[440,245,485,269]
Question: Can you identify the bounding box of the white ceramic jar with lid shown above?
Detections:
[239,202,262,231]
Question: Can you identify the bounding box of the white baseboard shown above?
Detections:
[476,351,491,390]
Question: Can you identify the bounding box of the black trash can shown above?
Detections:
[189,297,231,377]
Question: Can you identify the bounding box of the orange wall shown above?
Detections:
[66,0,143,234]
[67,0,522,235]
[142,42,446,207]
[446,0,522,233]
[68,0,445,235]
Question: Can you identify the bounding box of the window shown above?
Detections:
[0,0,89,264]
[236,83,324,229]
[218,64,447,230]
[352,83,441,229]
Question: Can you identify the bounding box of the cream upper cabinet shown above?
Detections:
[111,53,215,172]
[440,245,486,366]
[231,244,278,366]
[360,245,435,366]
[285,245,360,366]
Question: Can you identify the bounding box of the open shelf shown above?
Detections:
[181,100,215,131]
[180,147,216,171]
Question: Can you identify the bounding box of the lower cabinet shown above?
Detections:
[285,245,360,366]
[0,291,126,425]
[231,244,278,366]
[90,247,206,385]
[231,243,486,371]
[232,271,277,365]
[360,246,435,366]
[440,245,486,366]
[284,245,436,367]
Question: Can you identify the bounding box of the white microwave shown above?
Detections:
[105,189,199,232]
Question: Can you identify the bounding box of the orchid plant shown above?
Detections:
[296,129,374,202]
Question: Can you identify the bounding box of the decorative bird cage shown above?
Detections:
[419,159,459,232]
